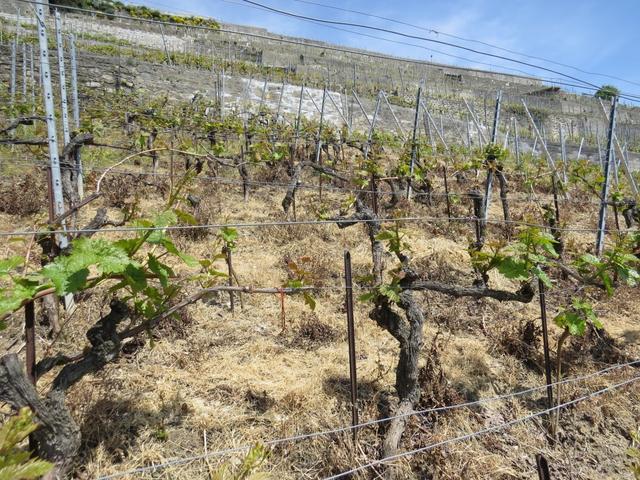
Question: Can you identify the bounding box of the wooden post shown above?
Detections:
[595,97,618,257]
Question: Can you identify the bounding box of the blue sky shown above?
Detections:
[127,0,640,97]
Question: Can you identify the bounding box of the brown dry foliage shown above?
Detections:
[0,170,47,215]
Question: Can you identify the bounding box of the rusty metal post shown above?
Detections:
[25,302,36,385]
[343,251,359,441]
[538,277,554,410]
[226,247,235,314]
[443,165,451,221]
[535,454,551,480]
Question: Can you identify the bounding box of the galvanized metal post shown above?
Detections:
[463,98,486,146]
[10,40,16,107]
[595,97,618,257]
[597,98,638,195]
[160,23,172,65]
[326,91,350,132]
[481,91,502,223]
[352,90,372,128]
[68,33,83,199]
[275,80,285,121]
[314,88,327,162]
[427,110,437,150]
[363,92,382,162]
[490,90,502,143]
[560,125,567,184]
[596,135,604,170]
[37,5,65,220]
[576,137,584,161]
[36,3,74,312]
[521,100,561,186]
[315,88,327,200]
[22,42,27,101]
[420,100,448,150]
[220,69,225,117]
[294,84,304,146]
[54,11,70,147]
[382,91,405,139]
[513,117,521,167]
[29,45,35,106]
[407,86,422,199]
[68,34,80,129]
[258,78,268,113]
[365,92,383,214]
[343,251,359,441]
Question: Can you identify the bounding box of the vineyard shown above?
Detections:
[0,2,640,479]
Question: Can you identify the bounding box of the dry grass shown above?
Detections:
[0,164,638,480]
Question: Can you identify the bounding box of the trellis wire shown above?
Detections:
[324,374,640,479]
[0,159,623,208]
[0,213,629,238]
[94,360,640,479]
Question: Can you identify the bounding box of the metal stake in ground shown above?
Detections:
[538,276,554,412]
[54,10,71,148]
[343,251,359,441]
[10,40,16,108]
[364,92,382,214]
[25,301,36,385]
[481,90,502,224]
[406,85,422,199]
[315,87,327,200]
[352,90,372,128]
[36,3,74,312]
[68,33,83,199]
[226,247,235,314]
[513,117,521,168]
[595,96,619,257]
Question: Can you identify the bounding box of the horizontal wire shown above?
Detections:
[0,160,616,207]
[95,358,640,479]
[0,214,621,238]
[324,373,640,479]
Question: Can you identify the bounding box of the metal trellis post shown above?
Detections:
[54,10,70,147]
[407,85,422,199]
[595,97,618,257]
